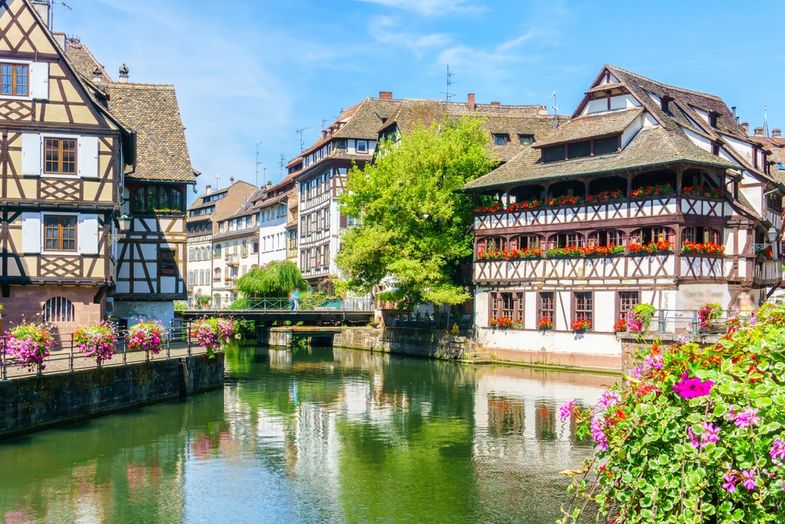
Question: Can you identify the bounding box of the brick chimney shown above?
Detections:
[754,127,764,136]
[490,101,501,107]
[773,129,782,138]
[379,91,393,100]
[31,0,50,28]
[467,93,476,111]
[741,122,749,134]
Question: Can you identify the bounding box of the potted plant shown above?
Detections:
[74,321,118,366]
[538,316,553,331]
[614,317,628,334]
[127,321,165,357]
[4,322,55,373]
[572,318,591,333]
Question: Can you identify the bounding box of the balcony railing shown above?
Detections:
[224,254,239,266]
[474,196,729,231]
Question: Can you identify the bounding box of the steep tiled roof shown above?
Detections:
[332,98,401,140]
[534,108,642,147]
[465,126,735,190]
[57,35,113,84]
[106,83,196,183]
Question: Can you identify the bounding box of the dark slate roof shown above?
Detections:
[534,108,643,147]
[106,83,197,183]
[465,126,735,190]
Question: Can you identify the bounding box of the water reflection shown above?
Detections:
[0,346,610,523]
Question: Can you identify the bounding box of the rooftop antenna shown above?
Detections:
[255,141,263,187]
[51,1,71,30]
[215,174,220,189]
[764,104,770,138]
[296,127,310,152]
[442,64,454,102]
[551,91,560,129]
[279,154,286,177]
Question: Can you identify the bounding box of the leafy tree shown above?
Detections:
[235,261,307,298]
[338,117,494,306]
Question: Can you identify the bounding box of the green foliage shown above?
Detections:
[337,117,495,307]
[299,291,328,311]
[234,319,255,338]
[560,302,785,524]
[229,296,249,309]
[173,301,187,312]
[196,295,211,307]
[236,261,307,298]
[632,303,656,331]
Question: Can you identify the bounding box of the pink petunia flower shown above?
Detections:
[672,374,714,399]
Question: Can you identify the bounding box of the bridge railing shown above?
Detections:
[191,296,374,312]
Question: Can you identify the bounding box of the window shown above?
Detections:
[567,140,591,159]
[681,227,720,244]
[550,232,583,248]
[44,137,77,175]
[539,292,554,325]
[574,292,593,327]
[42,297,74,322]
[44,215,77,251]
[542,145,566,163]
[511,234,541,251]
[336,139,347,150]
[493,134,510,146]
[213,268,222,281]
[159,248,176,276]
[356,140,368,153]
[593,136,619,156]
[1,63,28,96]
[519,134,535,145]
[591,229,625,246]
[618,292,640,320]
[214,244,222,258]
[132,185,184,213]
[489,292,524,324]
[709,112,718,128]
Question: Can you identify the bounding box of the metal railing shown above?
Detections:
[0,323,207,381]
[189,296,374,312]
[622,308,742,337]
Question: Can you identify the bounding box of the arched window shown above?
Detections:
[42,297,74,322]
[213,268,222,281]
[213,244,222,258]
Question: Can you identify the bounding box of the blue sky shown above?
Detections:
[54,0,785,202]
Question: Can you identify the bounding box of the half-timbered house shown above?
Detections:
[0,0,130,336]
[465,65,785,369]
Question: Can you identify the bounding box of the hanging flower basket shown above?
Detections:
[192,317,236,358]
[74,321,118,366]
[4,322,55,373]
[127,321,165,356]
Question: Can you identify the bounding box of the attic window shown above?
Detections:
[518,134,535,145]
[709,112,718,128]
[356,140,368,153]
[493,134,510,146]
[711,142,720,156]
[661,95,673,115]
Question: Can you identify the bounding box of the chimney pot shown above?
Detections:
[119,63,129,82]
[741,122,749,133]
[379,91,393,100]
[467,93,476,111]
[31,0,50,28]
[490,101,501,107]
[205,184,212,194]
[773,129,782,138]
[754,127,764,136]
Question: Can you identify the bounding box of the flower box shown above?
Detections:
[489,316,514,329]
[631,184,675,198]
[627,241,674,255]
[572,319,591,332]
[538,317,553,331]
[682,241,725,256]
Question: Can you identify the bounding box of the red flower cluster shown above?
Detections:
[682,185,722,198]
[473,202,503,214]
[682,241,724,256]
[546,245,625,258]
[586,190,624,204]
[478,248,542,260]
[548,195,582,207]
[489,316,514,329]
[572,319,591,332]
[506,199,541,212]
[627,240,674,254]
[614,318,628,333]
[631,184,675,198]
[538,316,553,331]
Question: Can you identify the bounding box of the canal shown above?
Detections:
[0,346,609,523]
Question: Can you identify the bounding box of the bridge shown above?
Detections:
[178,297,374,327]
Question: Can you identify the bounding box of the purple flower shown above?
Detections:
[598,390,621,411]
[559,400,575,421]
[687,426,700,449]
[672,374,714,399]
[590,415,608,451]
[770,438,785,462]
[644,354,663,372]
[729,408,761,429]
[741,470,757,490]
[722,471,737,493]
[687,421,720,449]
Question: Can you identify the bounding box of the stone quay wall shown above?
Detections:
[0,353,224,439]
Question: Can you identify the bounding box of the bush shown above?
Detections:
[236,261,306,298]
[559,302,785,523]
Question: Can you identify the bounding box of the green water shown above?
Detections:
[0,346,608,523]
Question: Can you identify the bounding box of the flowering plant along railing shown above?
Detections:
[488,316,514,329]
[681,185,722,198]
[477,248,542,260]
[626,240,674,255]
[545,245,625,258]
[681,241,725,256]
[614,318,628,333]
[755,245,775,260]
[630,183,675,198]
[586,189,624,204]
[571,319,591,332]
[127,321,165,356]
[504,199,541,212]
[191,317,236,358]
[538,316,553,331]
[473,201,504,214]
[698,303,723,331]
[547,195,582,207]
[74,321,118,366]
[3,322,56,373]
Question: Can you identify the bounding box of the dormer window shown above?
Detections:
[1,63,28,96]
[356,140,368,153]
[541,135,620,163]
[336,139,347,150]
[660,95,673,115]
[711,141,720,156]
[709,111,719,128]
[518,134,535,145]
[493,133,510,146]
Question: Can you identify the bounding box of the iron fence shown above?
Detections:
[0,323,208,381]
[623,308,745,337]
[189,296,374,312]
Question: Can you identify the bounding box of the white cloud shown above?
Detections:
[368,16,451,55]
[357,0,485,16]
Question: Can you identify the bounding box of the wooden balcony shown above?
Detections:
[474,197,731,232]
[754,260,782,286]
[474,253,739,285]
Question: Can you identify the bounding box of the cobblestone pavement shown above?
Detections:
[1,343,209,380]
